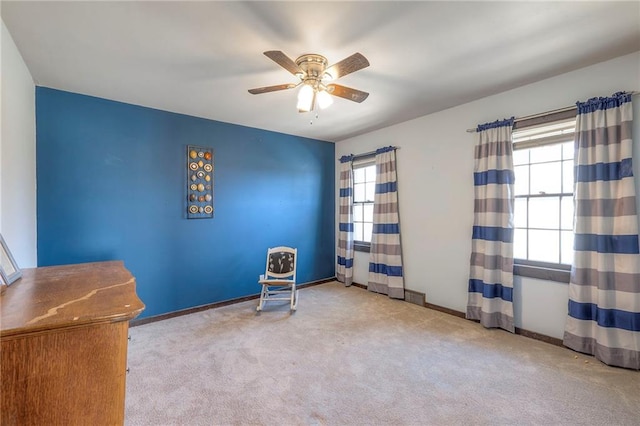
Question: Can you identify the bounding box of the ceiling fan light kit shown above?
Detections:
[296,84,315,112]
[249,50,370,114]
[316,90,333,110]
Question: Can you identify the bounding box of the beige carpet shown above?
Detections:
[125,282,639,425]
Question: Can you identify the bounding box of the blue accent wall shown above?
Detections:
[36,87,335,318]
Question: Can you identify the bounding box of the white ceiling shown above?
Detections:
[2,1,639,142]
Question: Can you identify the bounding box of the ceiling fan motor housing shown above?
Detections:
[295,54,330,87]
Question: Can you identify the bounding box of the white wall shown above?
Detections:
[1,19,37,267]
[336,52,640,339]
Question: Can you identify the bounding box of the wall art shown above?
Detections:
[0,233,22,286]
[186,145,214,219]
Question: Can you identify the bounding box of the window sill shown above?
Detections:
[354,243,370,253]
[513,263,570,283]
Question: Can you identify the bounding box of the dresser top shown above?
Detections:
[1,261,145,337]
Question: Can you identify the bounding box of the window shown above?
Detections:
[353,159,376,251]
[512,118,576,280]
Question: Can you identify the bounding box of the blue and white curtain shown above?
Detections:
[467,118,515,333]
[368,146,404,299]
[563,92,640,370]
[337,155,354,286]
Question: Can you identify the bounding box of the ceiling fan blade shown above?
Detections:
[263,51,302,76]
[248,83,297,95]
[326,84,369,103]
[325,53,369,80]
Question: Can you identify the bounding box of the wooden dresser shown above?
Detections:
[1,261,145,425]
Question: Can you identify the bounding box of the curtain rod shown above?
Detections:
[465,91,638,133]
[351,146,400,161]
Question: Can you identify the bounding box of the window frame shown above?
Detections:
[352,156,376,253]
[511,112,577,283]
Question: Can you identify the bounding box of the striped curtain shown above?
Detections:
[467,118,515,333]
[337,155,354,286]
[368,146,404,299]
[563,92,640,370]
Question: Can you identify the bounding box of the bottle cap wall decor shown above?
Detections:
[186,145,214,219]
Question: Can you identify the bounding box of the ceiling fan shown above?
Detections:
[248,51,370,113]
